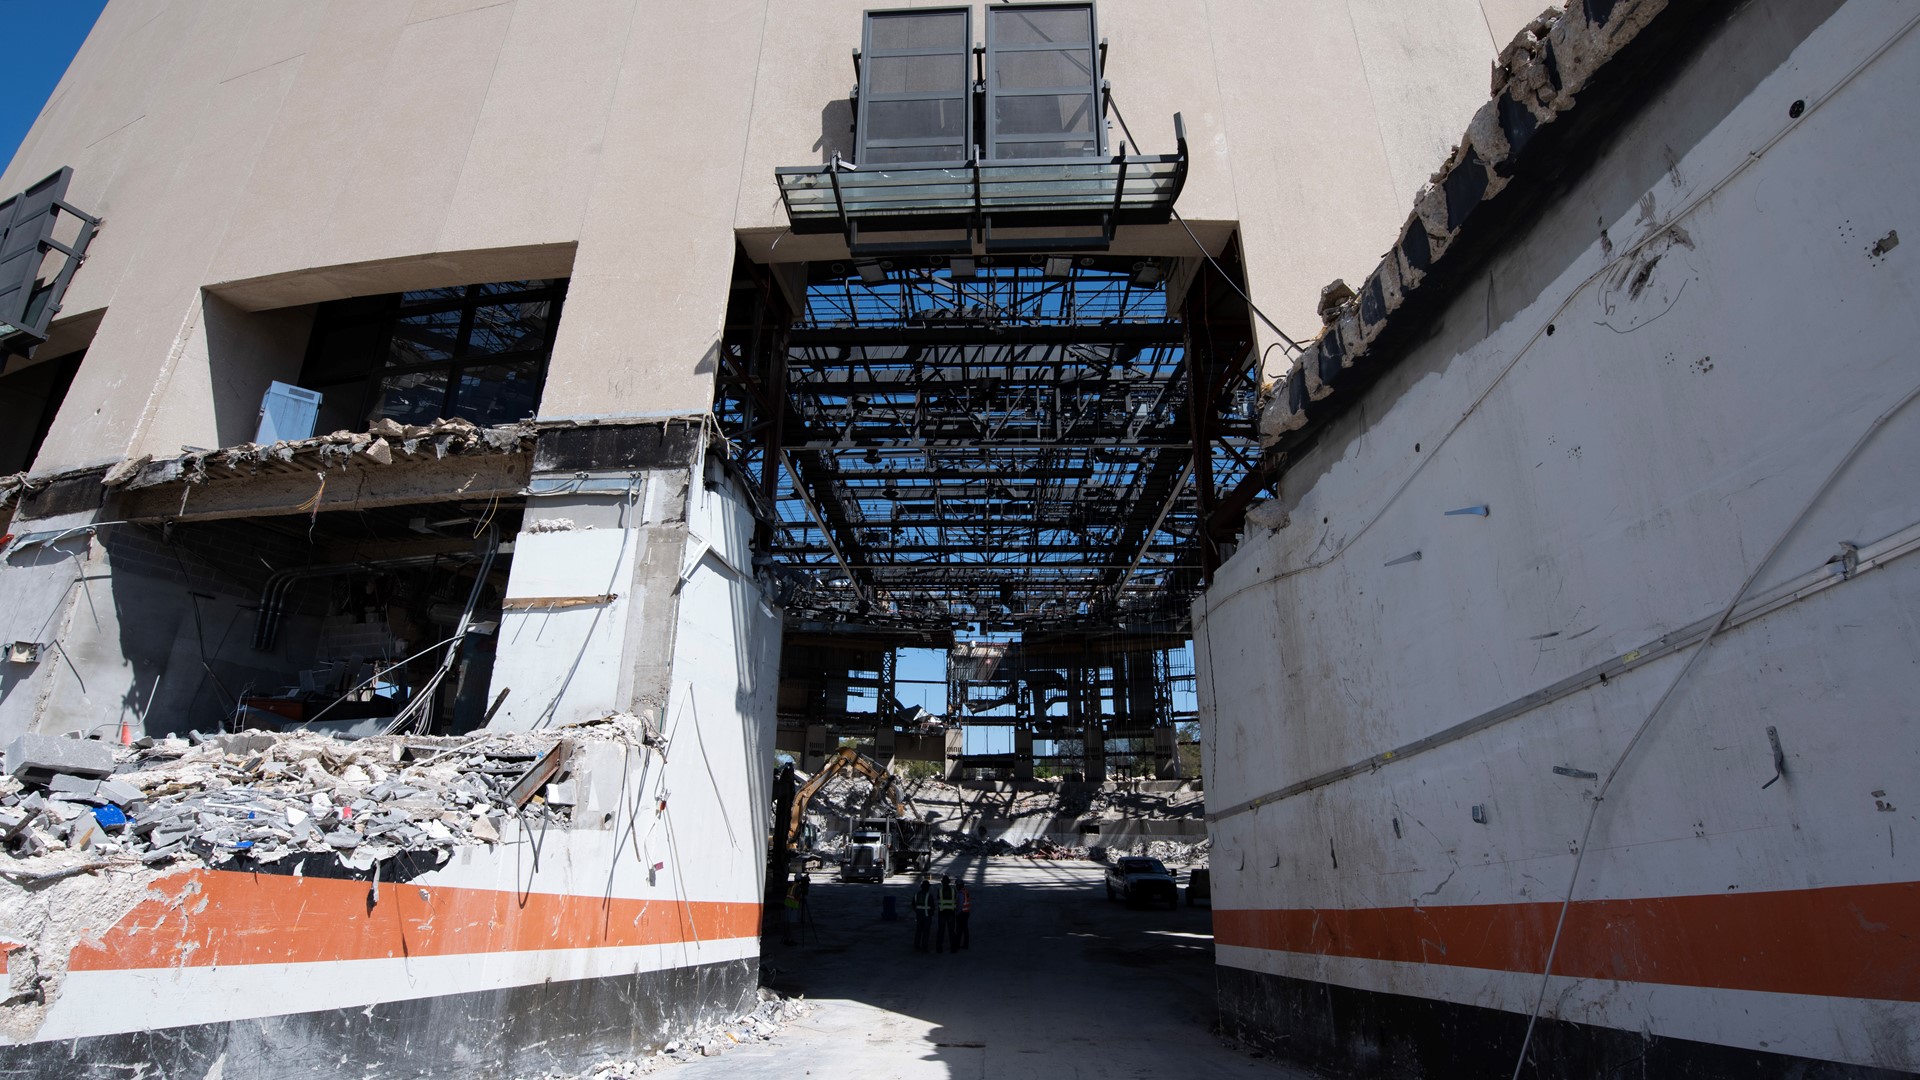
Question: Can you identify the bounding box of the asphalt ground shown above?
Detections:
[675,857,1322,1079]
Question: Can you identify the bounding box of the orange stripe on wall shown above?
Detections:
[1214,880,1920,1001]
[71,869,762,972]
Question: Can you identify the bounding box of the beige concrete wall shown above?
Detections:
[3,0,1531,475]
[733,1,1534,371]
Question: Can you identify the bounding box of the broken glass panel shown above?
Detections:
[466,300,551,357]
[452,360,542,425]
[371,369,449,426]
[388,308,462,366]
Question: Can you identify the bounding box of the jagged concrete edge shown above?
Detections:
[1257,0,1677,444]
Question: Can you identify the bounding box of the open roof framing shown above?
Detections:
[716,250,1262,634]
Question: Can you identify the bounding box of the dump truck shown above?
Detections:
[772,748,933,883]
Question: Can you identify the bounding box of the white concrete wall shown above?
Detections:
[1196,0,1920,1068]
[3,0,1534,475]
[486,463,780,890]
[487,470,688,732]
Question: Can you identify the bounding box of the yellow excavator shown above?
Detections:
[770,747,933,883]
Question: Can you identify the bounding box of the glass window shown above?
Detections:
[867,11,966,50]
[466,300,551,357]
[863,144,973,166]
[388,308,462,366]
[371,369,450,427]
[297,277,568,430]
[989,7,1089,46]
[401,285,469,305]
[858,7,973,165]
[304,320,389,384]
[867,55,967,95]
[985,3,1104,160]
[994,94,1097,137]
[991,49,1093,90]
[867,99,969,143]
[453,360,543,425]
[473,279,553,297]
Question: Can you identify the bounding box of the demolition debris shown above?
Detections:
[0,714,665,878]
[521,991,816,1079]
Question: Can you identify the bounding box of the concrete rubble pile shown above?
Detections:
[522,990,815,1079]
[1097,837,1212,867]
[93,416,540,493]
[0,713,666,880]
[934,832,1088,860]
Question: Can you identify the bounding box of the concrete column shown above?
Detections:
[804,724,829,772]
[485,423,781,736]
[1153,725,1178,779]
[1082,719,1106,783]
[943,727,965,781]
[1013,727,1035,781]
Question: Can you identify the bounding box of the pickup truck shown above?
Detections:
[1105,856,1179,909]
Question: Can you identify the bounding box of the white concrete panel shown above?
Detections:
[39,934,760,1042]
[489,528,644,730]
[665,485,783,907]
[1217,945,1920,1070]
[1198,1,1920,1062]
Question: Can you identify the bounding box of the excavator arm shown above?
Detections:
[786,746,915,846]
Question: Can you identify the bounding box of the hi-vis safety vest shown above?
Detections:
[914,889,933,914]
[938,885,957,911]
[958,887,971,913]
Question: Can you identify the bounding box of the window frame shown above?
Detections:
[300,278,568,430]
[983,2,1105,161]
[856,5,976,167]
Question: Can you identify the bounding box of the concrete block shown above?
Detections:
[210,732,278,756]
[69,814,107,851]
[6,734,116,784]
[0,807,31,840]
[47,774,99,800]
[570,741,628,823]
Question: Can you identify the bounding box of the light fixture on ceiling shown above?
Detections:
[855,260,885,285]
[1044,255,1073,279]
[949,257,977,279]
[1129,261,1164,288]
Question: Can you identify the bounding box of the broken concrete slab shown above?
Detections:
[5,735,116,785]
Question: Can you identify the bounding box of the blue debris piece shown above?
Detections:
[92,805,128,830]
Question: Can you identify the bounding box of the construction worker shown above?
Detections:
[911,876,934,952]
[954,880,971,951]
[934,874,958,953]
[782,874,802,946]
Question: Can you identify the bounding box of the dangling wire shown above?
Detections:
[1105,93,1304,356]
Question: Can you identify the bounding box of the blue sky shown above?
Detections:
[0,0,108,172]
